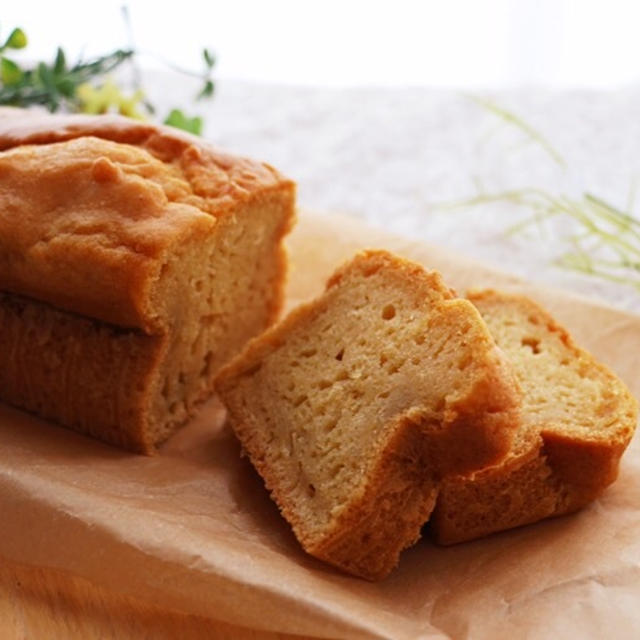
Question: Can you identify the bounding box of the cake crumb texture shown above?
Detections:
[431,290,638,544]
[217,250,521,579]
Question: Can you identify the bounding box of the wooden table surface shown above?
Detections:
[0,558,313,640]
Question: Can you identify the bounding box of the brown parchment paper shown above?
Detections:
[1,210,639,640]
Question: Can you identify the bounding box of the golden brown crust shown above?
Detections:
[0,110,285,195]
[0,111,293,330]
[217,251,521,579]
[0,110,296,452]
[0,291,165,452]
[431,290,638,544]
[294,415,439,581]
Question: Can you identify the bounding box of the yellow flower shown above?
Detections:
[77,78,146,119]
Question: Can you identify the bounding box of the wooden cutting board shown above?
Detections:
[0,559,311,640]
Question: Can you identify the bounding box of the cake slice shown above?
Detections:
[216,251,521,579]
[431,290,638,544]
[0,112,295,452]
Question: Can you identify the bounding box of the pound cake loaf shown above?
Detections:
[216,251,521,579]
[431,290,638,544]
[0,110,295,453]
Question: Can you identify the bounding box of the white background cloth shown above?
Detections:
[167,78,640,315]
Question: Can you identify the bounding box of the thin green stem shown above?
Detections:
[465,94,566,167]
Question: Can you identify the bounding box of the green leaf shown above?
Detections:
[203,48,215,69]
[197,79,214,100]
[37,62,54,87]
[54,47,66,74]
[36,62,59,111]
[56,77,76,97]
[1,58,23,85]
[5,28,27,50]
[163,109,202,135]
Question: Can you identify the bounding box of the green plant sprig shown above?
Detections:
[445,187,640,291]
[467,94,566,168]
[0,47,134,112]
[441,97,640,293]
[0,23,215,135]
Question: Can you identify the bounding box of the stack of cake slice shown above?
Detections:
[216,250,637,579]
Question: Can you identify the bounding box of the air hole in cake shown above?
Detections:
[381,304,396,320]
[362,263,381,277]
[432,341,447,359]
[307,483,316,497]
[458,353,472,370]
[243,362,262,376]
[194,280,204,292]
[300,348,317,358]
[293,395,307,407]
[378,390,390,399]
[330,463,345,477]
[414,333,425,345]
[521,336,541,354]
[335,370,349,382]
[200,352,214,376]
[485,405,504,414]
[287,433,295,456]
[335,348,345,361]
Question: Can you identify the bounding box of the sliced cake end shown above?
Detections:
[216,251,521,579]
[431,290,638,545]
